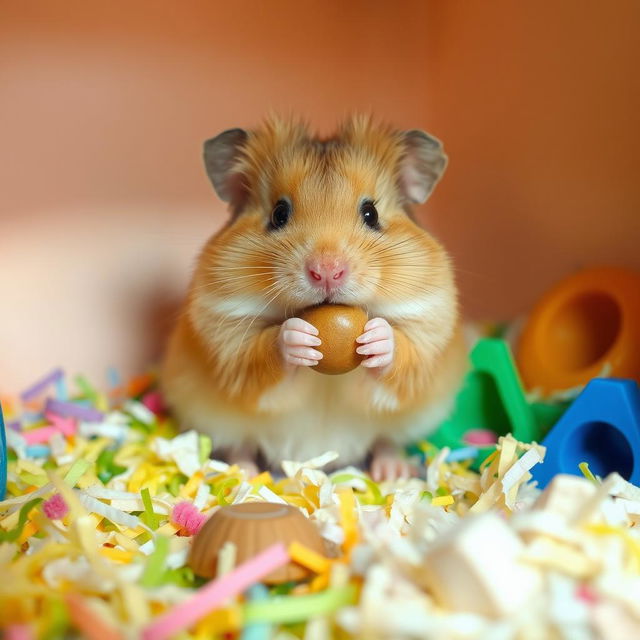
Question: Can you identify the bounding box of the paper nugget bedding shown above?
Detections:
[2,369,640,640]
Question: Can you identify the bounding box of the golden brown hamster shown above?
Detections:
[161,115,467,481]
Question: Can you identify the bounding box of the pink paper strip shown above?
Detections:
[45,412,77,436]
[141,391,165,415]
[4,625,34,640]
[141,543,289,640]
[22,425,58,445]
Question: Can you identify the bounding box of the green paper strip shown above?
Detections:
[331,473,384,505]
[20,472,49,488]
[134,531,153,546]
[244,585,357,625]
[63,459,91,487]
[140,535,170,587]
[162,566,200,589]
[199,434,212,464]
[140,487,160,530]
[43,597,69,640]
[99,517,119,533]
[269,581,297,596]
[96,449,126,484]
[74,375,98,403]
[0,497,43,542]
[129,417,154,434]
[579,461,599,485]
[215,478,239,506]
[168,474,187,497]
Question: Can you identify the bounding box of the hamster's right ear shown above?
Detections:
[203,128,249,207]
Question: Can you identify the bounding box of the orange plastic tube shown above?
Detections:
[517,266,640,395]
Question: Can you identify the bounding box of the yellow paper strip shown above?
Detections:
[98,546,134,563]
[431,495,454,507]
[289,541,331,574]
[196,606,242,636]
[337,489,358,552]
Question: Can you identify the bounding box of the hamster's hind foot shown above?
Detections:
[227,443,260,479]
[370,437,419,482]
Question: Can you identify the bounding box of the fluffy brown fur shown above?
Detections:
[161,115,467,473]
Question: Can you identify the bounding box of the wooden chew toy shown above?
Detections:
[299,304,368,375]
[188,502,327,583]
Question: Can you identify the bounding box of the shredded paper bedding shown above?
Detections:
[2,369,640,639]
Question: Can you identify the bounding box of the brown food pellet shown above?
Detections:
[299,304,368,375]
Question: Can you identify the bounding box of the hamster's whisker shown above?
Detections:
[380,245,427,257]
[231,284,285,362]
[368,265,445,279]
[368,252,439,264]
[383,283,446,297]
[368,236,414,250]
[218,249,280,263]
[209,266,278,271]
[243,232,275,247]
[367,251,419,263]
[190,275,277,295]
[209,272,276,282]
[381,272,445,286]
[370,261,435,268]
[215,245,292,271]
[366,237,420,256]
[213,280,282,337]
[241,234,299,259]
[218,240,281,256]
[363,280,407,301]
[217,239,276,253]
[360,274,445,297]
[452,266,493,280]
[369,247,428,261]
[211,277,280,310]
[352,234,386,254]
[210,273,276,281]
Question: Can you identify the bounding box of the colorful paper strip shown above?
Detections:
[140,543,289,640]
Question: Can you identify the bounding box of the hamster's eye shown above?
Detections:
[269,199,291,230]
[360,200,380,230]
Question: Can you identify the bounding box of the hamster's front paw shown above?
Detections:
[356,317,394,374]
[278,317,323,368]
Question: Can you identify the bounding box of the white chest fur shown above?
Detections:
[204,367,457,469]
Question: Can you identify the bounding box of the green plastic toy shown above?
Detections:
[419,338,566,468]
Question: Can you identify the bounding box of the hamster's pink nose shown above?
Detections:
[306,256,349,290]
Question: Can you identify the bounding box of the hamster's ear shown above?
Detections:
[398,130,448,204]
[203,128,248,204]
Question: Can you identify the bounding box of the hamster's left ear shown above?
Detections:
[398,130,448,204]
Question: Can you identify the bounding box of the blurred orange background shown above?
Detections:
[1,0,639,393]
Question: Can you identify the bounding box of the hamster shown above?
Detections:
[160,115,467,481]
